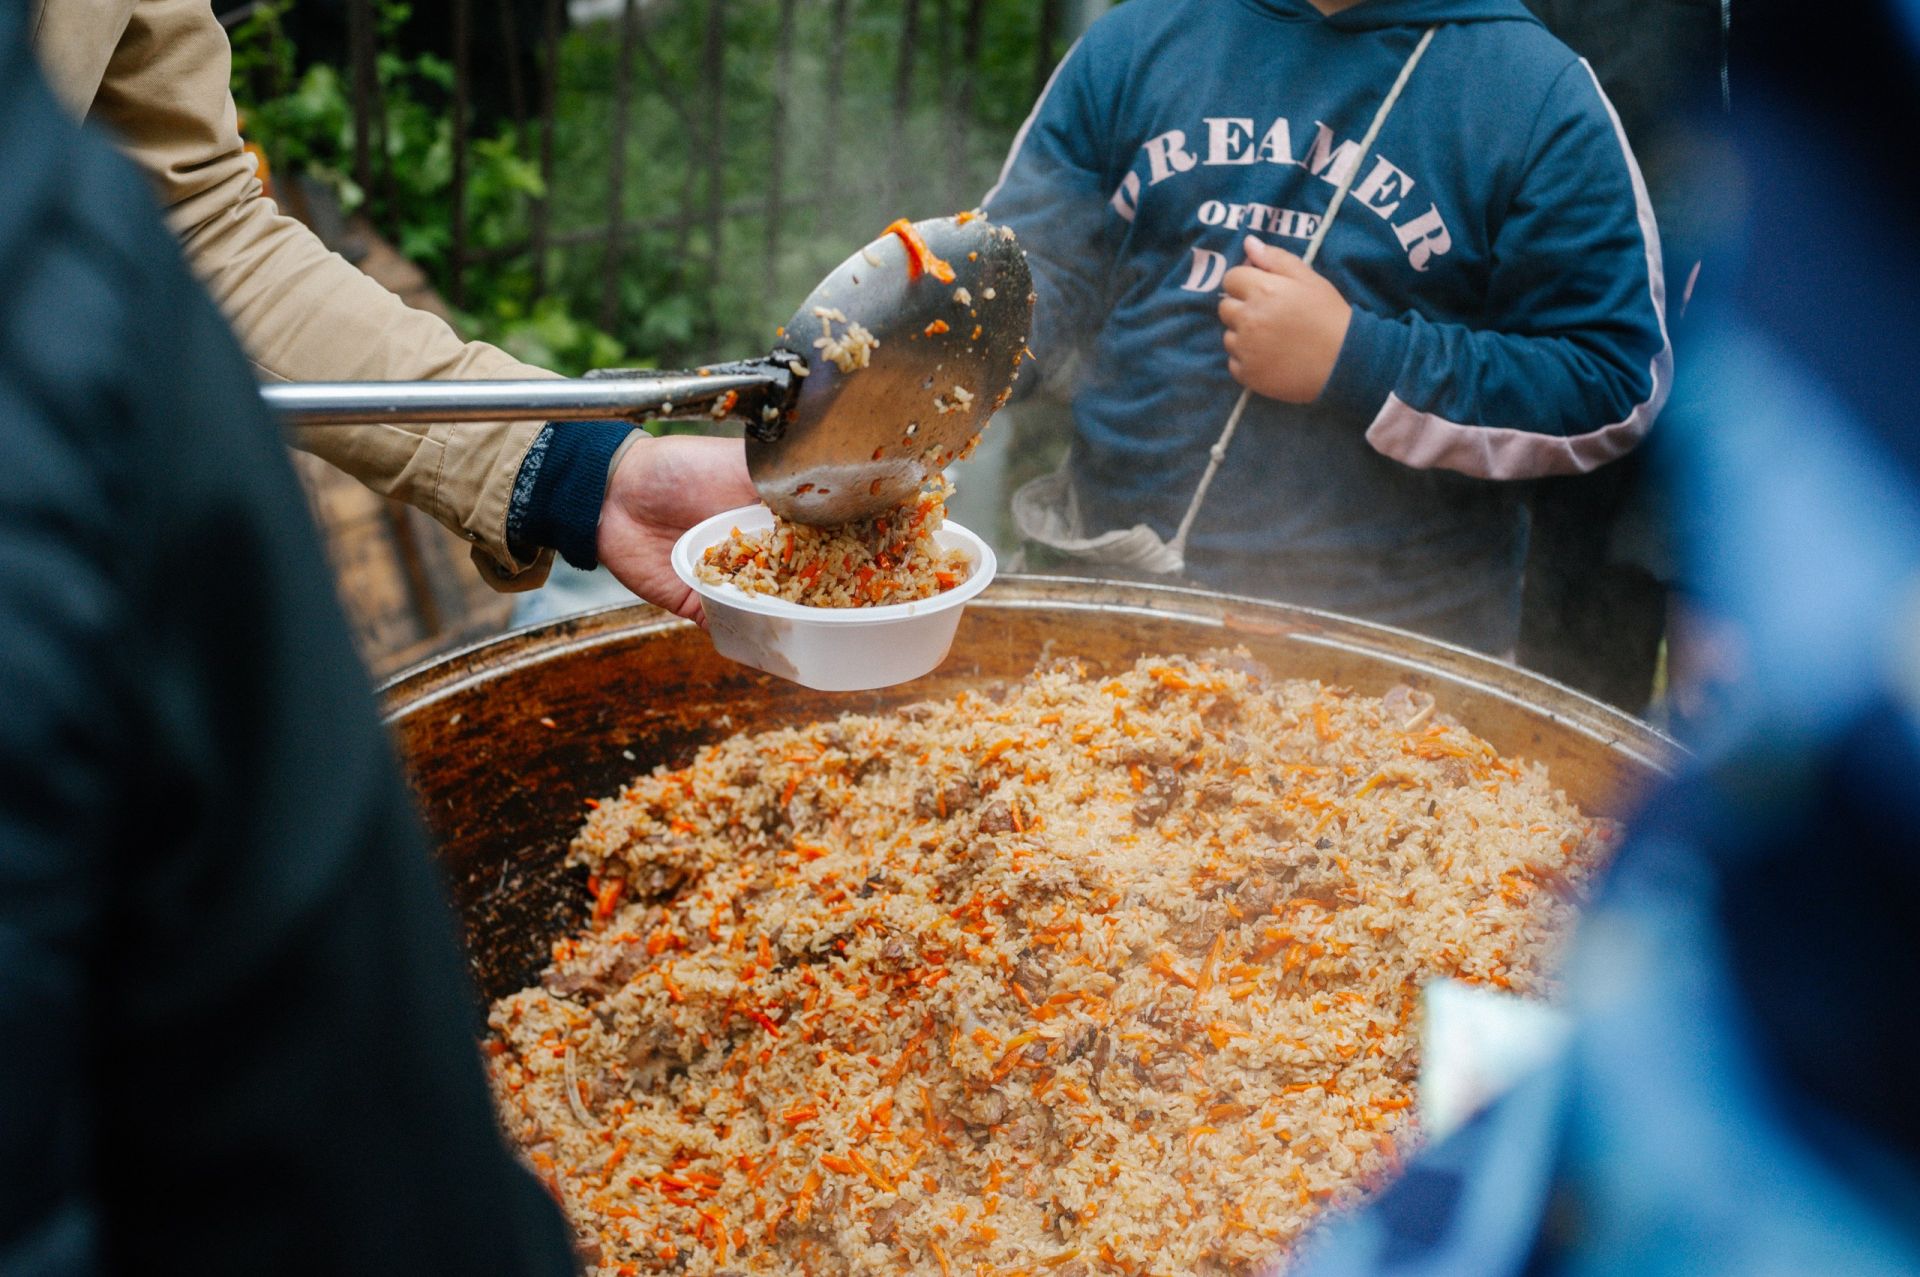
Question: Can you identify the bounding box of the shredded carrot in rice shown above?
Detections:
[696,480,969,608]
[487,654,1612,1276]
[884,218,957,284]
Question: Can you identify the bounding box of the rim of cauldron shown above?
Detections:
[379,574,1682,770]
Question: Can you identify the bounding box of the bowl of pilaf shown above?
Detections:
[672,483,995,691]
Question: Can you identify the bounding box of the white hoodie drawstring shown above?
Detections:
[1166,23,1439,566]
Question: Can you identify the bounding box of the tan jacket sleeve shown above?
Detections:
[86,0,557,590]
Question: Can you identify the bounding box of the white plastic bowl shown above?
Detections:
[670,504,997,691]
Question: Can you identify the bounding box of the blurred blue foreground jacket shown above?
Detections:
[1288,21,1920,1270]
[1291,334,1920,1277]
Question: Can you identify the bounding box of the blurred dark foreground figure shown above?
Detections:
[0,8,576,1273]
[1289,0,1920,1272]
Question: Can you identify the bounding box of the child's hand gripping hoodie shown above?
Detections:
[984,0,1670,652]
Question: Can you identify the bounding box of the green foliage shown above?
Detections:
[231,0,1054,376]
[230,2,364,204]
[480,297,630,373]
[226,0,300,106]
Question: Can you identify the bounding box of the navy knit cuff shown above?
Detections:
[506,420,638,571]
[1319,305,1406,421]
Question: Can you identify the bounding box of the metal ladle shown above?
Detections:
[262,214,1033,526]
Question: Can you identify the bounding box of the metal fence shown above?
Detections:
[328,0,1081,355]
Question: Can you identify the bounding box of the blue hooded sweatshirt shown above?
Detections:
[984,0,1670,652]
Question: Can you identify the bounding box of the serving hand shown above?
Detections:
[597,433,758,623]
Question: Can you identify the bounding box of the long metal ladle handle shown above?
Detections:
[261,358,796,428]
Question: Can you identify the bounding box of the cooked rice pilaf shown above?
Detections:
[812,306,879,374]
[695,482,970,607]
[487,654,1616,1276]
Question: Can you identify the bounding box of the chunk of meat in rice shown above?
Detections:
[867,1199,915,1243]
[1200,648,1273,688]
[1201,695,1241,727]
[1011,959,1051,1002]
[1006,859,1081,905]
[877,935,920,970]
[1229,843,1347,917]
[619,1021,698,1091]
[620,857,690,903]
[1196,779,1236,811]
[952,1086,1009,1128]
[1382,684,1437,731]
[542,940,645,1000]
[999,1105,1053,1151]
[1132,764,1183,825]
[976,800,1016,834]
[915,774,977,819]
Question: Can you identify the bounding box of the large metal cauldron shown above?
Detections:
[380,577,1676,1004]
